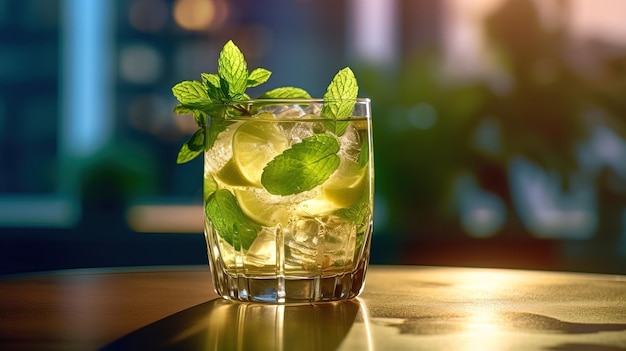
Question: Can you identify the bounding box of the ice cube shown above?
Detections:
[337,123,361,163]
[303,102,322,115]
[317,214,357,269]
[250,186,320,208]
[280,121,316,144]
[255,105,314,144]
[284,217,321,267]
[258,104,306,119]
[204,123,237,173]
[284,214,356,269]
[245,228,276,267]
[320,215,356,253]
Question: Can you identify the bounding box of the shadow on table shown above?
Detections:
[101,298,361,351]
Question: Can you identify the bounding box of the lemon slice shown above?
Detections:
[232,120,288,186]
[323,163,368,208]
[235,189,289,227]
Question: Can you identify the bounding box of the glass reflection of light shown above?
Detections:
[357,298,375,351]
[197,299,362,351]
[275,305,285,351]
[453,270,516,351]
[461,305,503,351]
[465,307,499,334]
[453,269,515,298]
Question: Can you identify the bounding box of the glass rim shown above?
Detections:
[214,98,372,121]
[234,97,371,104]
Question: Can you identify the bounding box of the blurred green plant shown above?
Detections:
[360,0,626,237]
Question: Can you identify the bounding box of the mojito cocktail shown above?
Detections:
[172,40,373,303]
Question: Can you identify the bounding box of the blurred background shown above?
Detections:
[1,0,625,275]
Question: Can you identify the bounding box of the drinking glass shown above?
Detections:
[203,98,373,303]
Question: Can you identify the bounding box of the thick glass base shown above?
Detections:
[211,265,368,303]
[205,222,373,303]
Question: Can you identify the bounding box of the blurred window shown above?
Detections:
[0,0,79,227]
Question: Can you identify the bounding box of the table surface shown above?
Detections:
[0,265,625,351]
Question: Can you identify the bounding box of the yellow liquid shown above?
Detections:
[203,112,373,302]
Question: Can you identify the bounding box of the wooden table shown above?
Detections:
[1,265,625,350]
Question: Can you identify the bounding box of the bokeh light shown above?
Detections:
[173,0,229,32]
[119,44,163,84]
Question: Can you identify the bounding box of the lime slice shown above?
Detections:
[215,159,255,187]
[297,197,338,216]
[232,120,288,185]
[323,163,368,208]
[235,189,289,227]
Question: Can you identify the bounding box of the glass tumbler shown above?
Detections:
[203,98,373,303]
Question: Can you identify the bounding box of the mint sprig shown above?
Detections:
[172,40,313,164]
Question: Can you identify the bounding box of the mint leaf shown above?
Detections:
[324,119,350,137]
[192,110,206,127]
[322,67,358,117]
[219,76,231,99]
[177,115,234,164]
[173,104,206,127]
[218,40,248,97]
[174,104,206,128]
[205,189,260,250]
[201,73,220,89]
[321,67,358,136]
[172,80,212,109]
[187,127,205,151]
[176,128,205,164]
[335,194,370,225]
[204,175,217,200]
[201,73,224,101]
[357,137,369,169]
[176,143,200,164]
[335,193,372,251]
[261,134,340,195]
[173,103,193,115]
[247,68,271,87]
[258,87,312,99]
